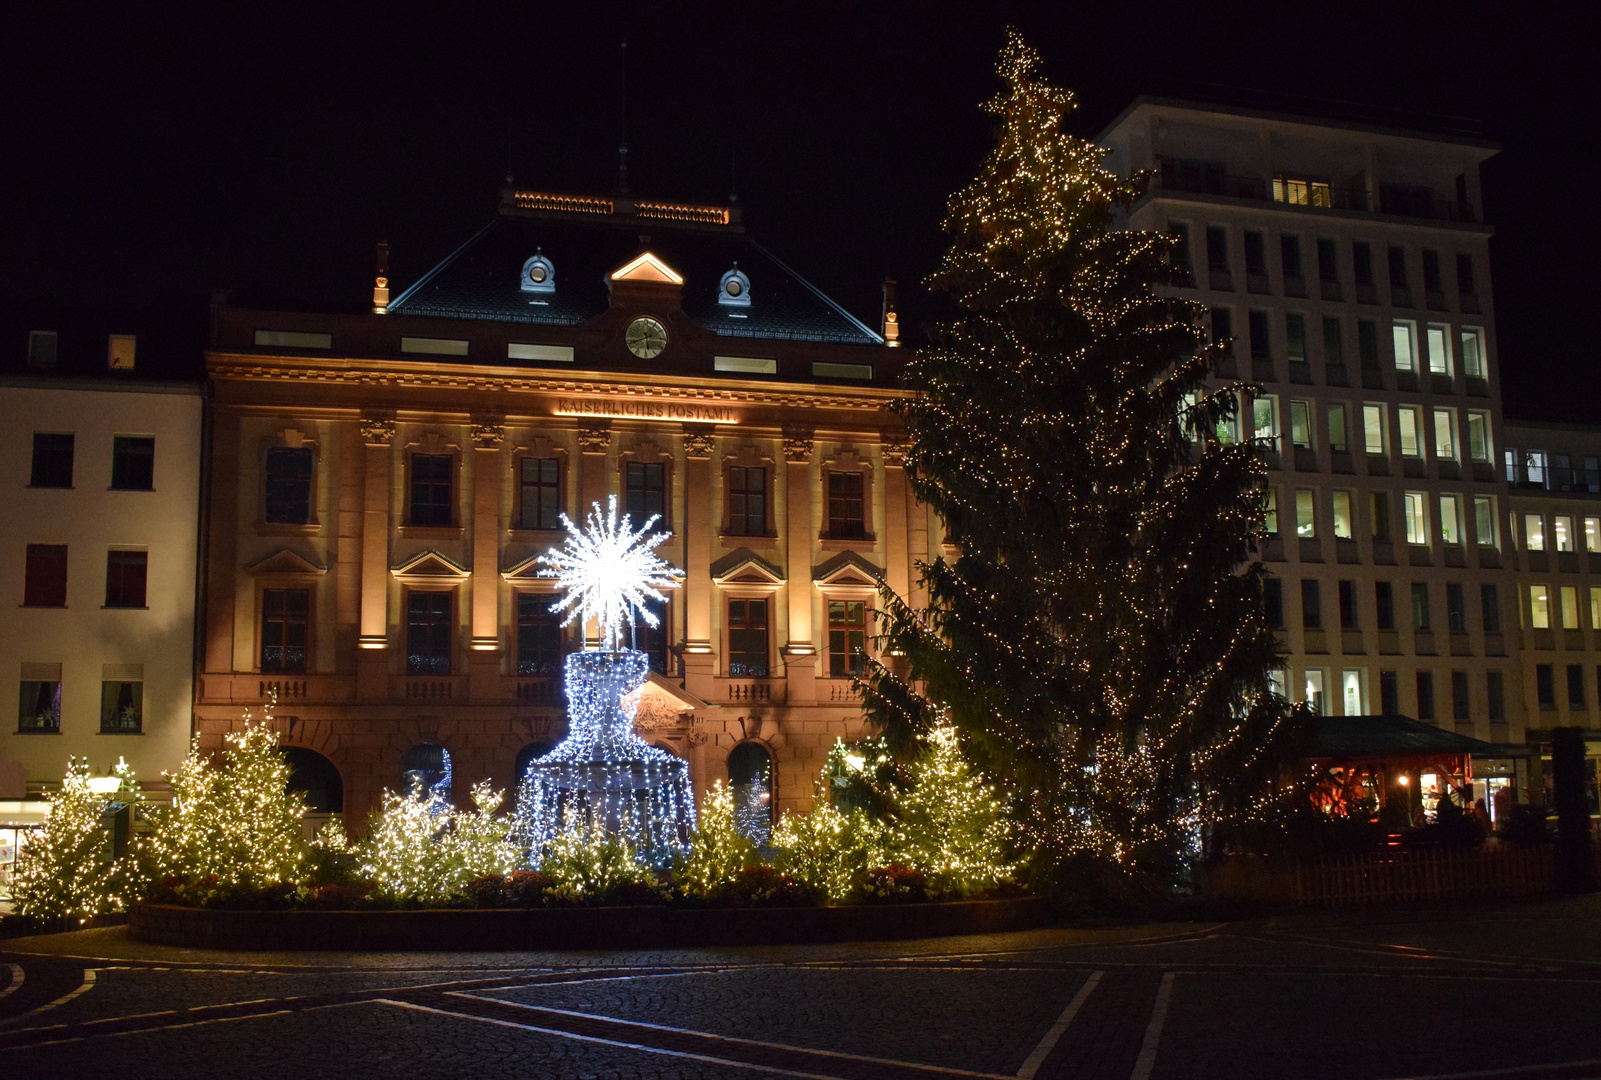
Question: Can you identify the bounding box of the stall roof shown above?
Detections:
[1311,715,1500,758]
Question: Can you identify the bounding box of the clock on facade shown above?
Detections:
[625,316,668,359]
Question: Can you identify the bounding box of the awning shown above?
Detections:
[1310,715,1500,758]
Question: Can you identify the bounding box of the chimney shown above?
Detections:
[881,278,900,347]
[373,241,391,314]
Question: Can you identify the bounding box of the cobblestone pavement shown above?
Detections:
[7,898,1601,1080]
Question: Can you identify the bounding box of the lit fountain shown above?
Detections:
[512,496,695,867]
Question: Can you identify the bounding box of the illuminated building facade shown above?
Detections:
[195,189,909,828]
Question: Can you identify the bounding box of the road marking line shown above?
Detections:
[448,991,1012,1079]
[0,963,23,1000]
[375,998,857,1080]
[13,1009,295,1050]
[1016,969,1103,1079]
[0,968,96,1026]
[1128,971,1175,1080]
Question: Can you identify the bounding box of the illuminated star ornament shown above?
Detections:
[539,495,682,651]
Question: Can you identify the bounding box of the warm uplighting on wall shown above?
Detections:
[358,636,388,650]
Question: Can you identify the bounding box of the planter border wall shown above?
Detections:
[129,896,1049,951]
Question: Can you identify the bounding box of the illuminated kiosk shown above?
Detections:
[512,497,694,866]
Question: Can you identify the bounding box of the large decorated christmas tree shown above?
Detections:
[861,31,1295,882]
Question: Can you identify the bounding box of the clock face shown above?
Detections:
[625,316,668,359]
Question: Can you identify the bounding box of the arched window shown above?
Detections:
[728,742,773,845]
[283,747,344,813]
[513,741,553,787]
[400,742,451,801]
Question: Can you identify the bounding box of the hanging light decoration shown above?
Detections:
[512,496,694,867]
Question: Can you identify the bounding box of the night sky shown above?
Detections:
[2,2,1593,419]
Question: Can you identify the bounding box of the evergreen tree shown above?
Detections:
[13,758,140,919]
[861,31,1294,882]
[673,781,759,899]
[882,725,1016,896]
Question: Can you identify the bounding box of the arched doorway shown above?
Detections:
[400,742,451,801]
[513,741,554,788]
[283,747,343,813]
[728,741,774,845]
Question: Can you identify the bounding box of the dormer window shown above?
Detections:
[718,265,751,307]
[520,252,556,294]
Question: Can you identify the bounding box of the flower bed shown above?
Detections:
[128,894,1049,951]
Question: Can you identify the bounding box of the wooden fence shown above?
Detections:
[1201,844,1557,908]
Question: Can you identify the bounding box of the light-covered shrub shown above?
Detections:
[674,781,758,899]
[772,795,885,903]
[538,821,658,904]
[358,782,517,905]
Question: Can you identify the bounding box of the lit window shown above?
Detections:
[1332,491,1354,540]
[100,681,143,734]
[1290,400,1313,449]
[1474,497,1496,547]
[1272,175,1333,207]
[1425,324,1452,375]
[1404,492,1427,545]
[1263,488,1279,535]
[1432,410,1457,462]
[1342,669,1365,715]
[1466,412,1491,463]
[1392,320,1418,372]
[1460,327,1486,378]
[1590,587,1601,630]
[1530,585,1550,629]
[1523,450,1548,487]
[1304,669,1328,714]
[1555,516,1575,552]
[1296,490,1316,538]
[1525,514,1546,551]
[1561,586,1580,630]
[1362,405,1385,455]
[1585,517,1601,552]
[1253,395,1280,448]
[1397,407,1423,458]
[1327,404,1348,452]
[1439,495,1462,546]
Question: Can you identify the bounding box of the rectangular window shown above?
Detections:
[1339,579,1358,630]
[1371,492,1391,541]
[1210,307,1233,345]
[261,588,309,674]
[1304,669,1327,715]
[1263,577,1284,629]
[1263,488,1279,536]
[405,591,452,675]
[1425,324,1451,376]
[30,433,74,488]
[1285,314,1307,363]
[827,600,867,677]
[1376,582,1396,630]
[1362,405,1385,455]
[1342,669,1365,715]
[18,679,61,732]
[1561,586,1580,630]
[1536,664,1556,709]
[1358,320,1380,370]
[1244,230,1266,274]
[519,457,562,531]
[1525,514,1546,551]
[1592,587,1601,631]
[1481,583,1501,633]
[1392,320,1418,372]
[1317,238,1338,282]
[110,436,155,491]
[1452,670,1470,721]
[1273,178,1331,206]
[1388,245,1408,290]
[625,461,667,523]
[1322,317,1343,366]
[727,466,767,536]
[1524,450,1548,487]
[104,550,148,608]
[1457,253,1476,295]
[1554,516,1575,552]
[1570,664,1587,709]
[1474,497,1496,547]
[1446,583,1466,634]
[1281,234,1303,278]
[1168,223,1191,273]
[23,544,68,607]
[1380,669,1400,715]
[1416,670,1435,721]
[1248,310,1271,361]
[516,593,564,675]
[727,598,770,677]
[1397,407,1423,458]
[1353,242,1375,284]
[264,447,314,525]
[1487,671,1505,721]
[100,681,142,734]
[1530,584,1551,629]
[1332,491,1354,540]
[1289,400,1313,449]
[1253,394,1279,447]
[27,329,58,368]
[1439,494,1462,546]
[1404,493,1427,545]
[1466,412,1490,463]
[1302,579,1322,629]
[1327,404,1348,453]
[826,471,867,538]
[1411,582,1432,630]
[1295,489,1316,539]
[1588,517,1601,552]
[1433,409,1457,461]
[1206,226,1228,270]
[1460,327,1486,378]
[630,605,671,675]
[1423,250,1443,291]
[409,454,454,527]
